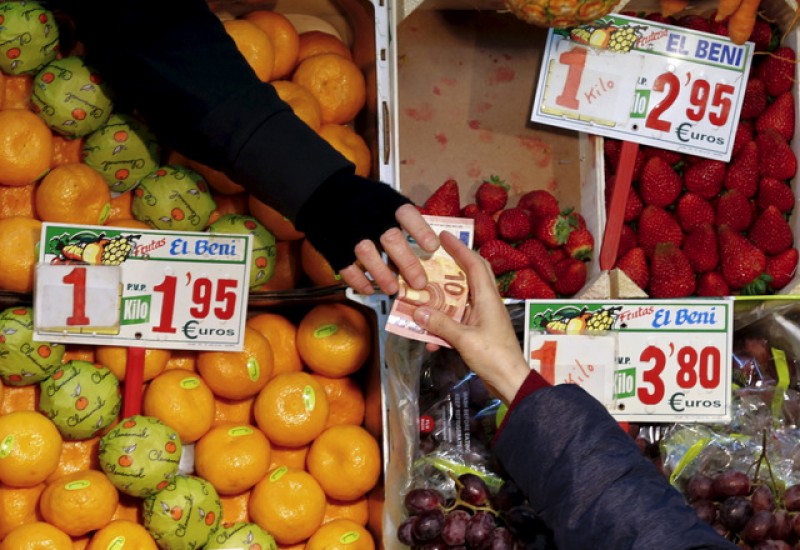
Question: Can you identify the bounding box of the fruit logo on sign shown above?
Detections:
[531,304,622,334]
[563,21,647,52]
[47,230,140,266]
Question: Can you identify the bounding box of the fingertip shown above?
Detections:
[413,306,432,327]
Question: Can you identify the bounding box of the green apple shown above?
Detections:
[0,306,64,386]
[207,214,276,289]
[143,475,221,549]
[0,1,59,75]
[132,166,216,231]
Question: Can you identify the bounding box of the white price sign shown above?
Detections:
[524,299,734,422]
[33,223,252,351]
[531,15,754,162]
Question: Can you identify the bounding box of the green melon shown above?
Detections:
[0,1,59,75]
[132,166,217,231]
[0,306,64,386]
[207,214,276,289]
[143,475,221,550]
[206,522,277,550]
[98,415,182,498]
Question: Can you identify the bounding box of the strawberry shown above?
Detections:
[517,238,557,283]
[423,179,460,217]
[677,14,712,33]
[468,210,498,248]
[718,225,769,292]
[618,224,638,259]
[755,91,795,142]
[606,175,644,222]
[638,156,682,207]
[723,140,759,198]
[683,158,726,199]
[682,223,719,273]
[731,121,753,158]
[564,227,594,260]
[740,78,767,120]
[715,189,753,232]
[552,257,587,296]
[748,19,777,52]
[497,268,556,299]
[766,247,799,290]
[478,239,530,275]
[534,211,576,248]
[497,207,532,242]
[748,205,793,255]
[461,203,480,217]
[757,46,796,97]
[642,145,683,166]
[615,247,649,290]
[636,205,684,258]
[517,189,560,220]
[696,271,731,297]
[757,177,795,213]
[648,242,696,298]
[475,175,509,214]
[757,129,797,181]
[675,192,715,232]
[604,139,645,179]
[708,14,728,37]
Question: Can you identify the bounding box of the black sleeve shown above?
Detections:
[493,384,738,550]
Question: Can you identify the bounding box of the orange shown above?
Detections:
[277,544,306,550]
[248,196,304,240]
[0,70,5,107]
[300,238,342,287]
[0,483,45,539]
[107,190,133,222]
[0,378,3,410]
[269,444,309,471]
[318,123,371,177]
[169,150,245,195]
[271,80,322,131]
[35,163,111,224]
[254,371,329,447]
[195,423,271,495]
[224,19,275,82]
[72,537,90,550]
[297,31,353,63]
[61,345,95,364]
[296,303,371,378]
[312,374,366,428]
[306,518,374,550]
[111,493,141,523]
[0,216,41,293]
[292,53,366,125]
[306,425,381,501]
[103,218,150,229]
[0,521,72,550]
[213,395,255,426]
[246,312,303,377]
[249,466,326,545]
[142,370,215,443]
[51,135,83,168]
[0,384,38,414]
[86,519,158,550]
[39,470,119,537]
[0,184,36,219]
[95,346,170,382]
[323,495,369,526]
[255,240,301,292]
[46,437,100,483]
[208,192,249,225]
[0,411,62,487]
[220,490,251,526]
[197,327,274,400]
[366,488,383,543]
[3,75,33,110]
[244,11,300,79]
[0,109,52,186]
[163,350,197,372]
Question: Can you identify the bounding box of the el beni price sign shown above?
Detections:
[531,14,754,162]
[524,299,734,423]
[33,223,252,351]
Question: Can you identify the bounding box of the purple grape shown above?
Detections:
[404,488,445,515]
[504,505,546,541]
[754,540,793,550]
[751,485,775,512]
[418,539,447,550]
[458,473,490,506]
[742,510,776,544]
[397,516,417,546]
[712,470,751,499]
[466,510,496,548]
[783,484,800,512]
[719,495,754,532]
[769,509,792,541]
[484,526,515,550]
[686,473,715,501]
[412,509,445,543]
[441,509,470,546]
[491,480,525,512]
[691,499,717,524]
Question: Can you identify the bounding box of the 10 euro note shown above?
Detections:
[385,215,475,347]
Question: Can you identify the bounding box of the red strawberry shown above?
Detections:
[676,192,715,232]
[757,46,796,97]
[648,242,696,298]
[475,175,509,214]
[708,14,728,37]
[517,238,557,283]
[517,189,559,220]
[604,139,646,180]
[618,224,638,259]
[564,227,594,261]
[724,140,759,198]
[696,271,731,297]
[638,156,682,207]
[740,78,767,120]
[552,257,587,296]
[757,129,797,180]
[731,121,753,157]
[468,210,498,247]
[423,179,460,217]
[757,177,795,213]
[534,211,576,248]
[478,239,530,275]
[718,225,769,291]
[748,19,776,52]
[642,145,683,166]
[615,247,649,290]
[461,203,479,217]
[677,14,712,33]
[766,247,799,290]
[683,158,726,199]
[497,207,532,242]
[497,268,556,299]
[748,205,793,255]
[682,223,719,273]
[549,247,568,265]
[637,205,684,258]
[715,189,753,232]
[755,91,795,142]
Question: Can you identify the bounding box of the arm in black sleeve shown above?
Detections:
[493,383,738,550]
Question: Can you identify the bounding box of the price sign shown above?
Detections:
[531,14,754,162]
[33,223,252,351]
[524,299,734,422]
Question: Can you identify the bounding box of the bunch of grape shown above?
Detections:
[685,469,800,548]
[396,474,556,549]
[101,234,139,265]
[607,25,641,53]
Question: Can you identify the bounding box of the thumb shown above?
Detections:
[413,306,461,343]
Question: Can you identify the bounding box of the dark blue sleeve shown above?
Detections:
[493,384,738,550]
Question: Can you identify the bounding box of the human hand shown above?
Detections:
[410,231,530,403]
[340,203,439,295]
